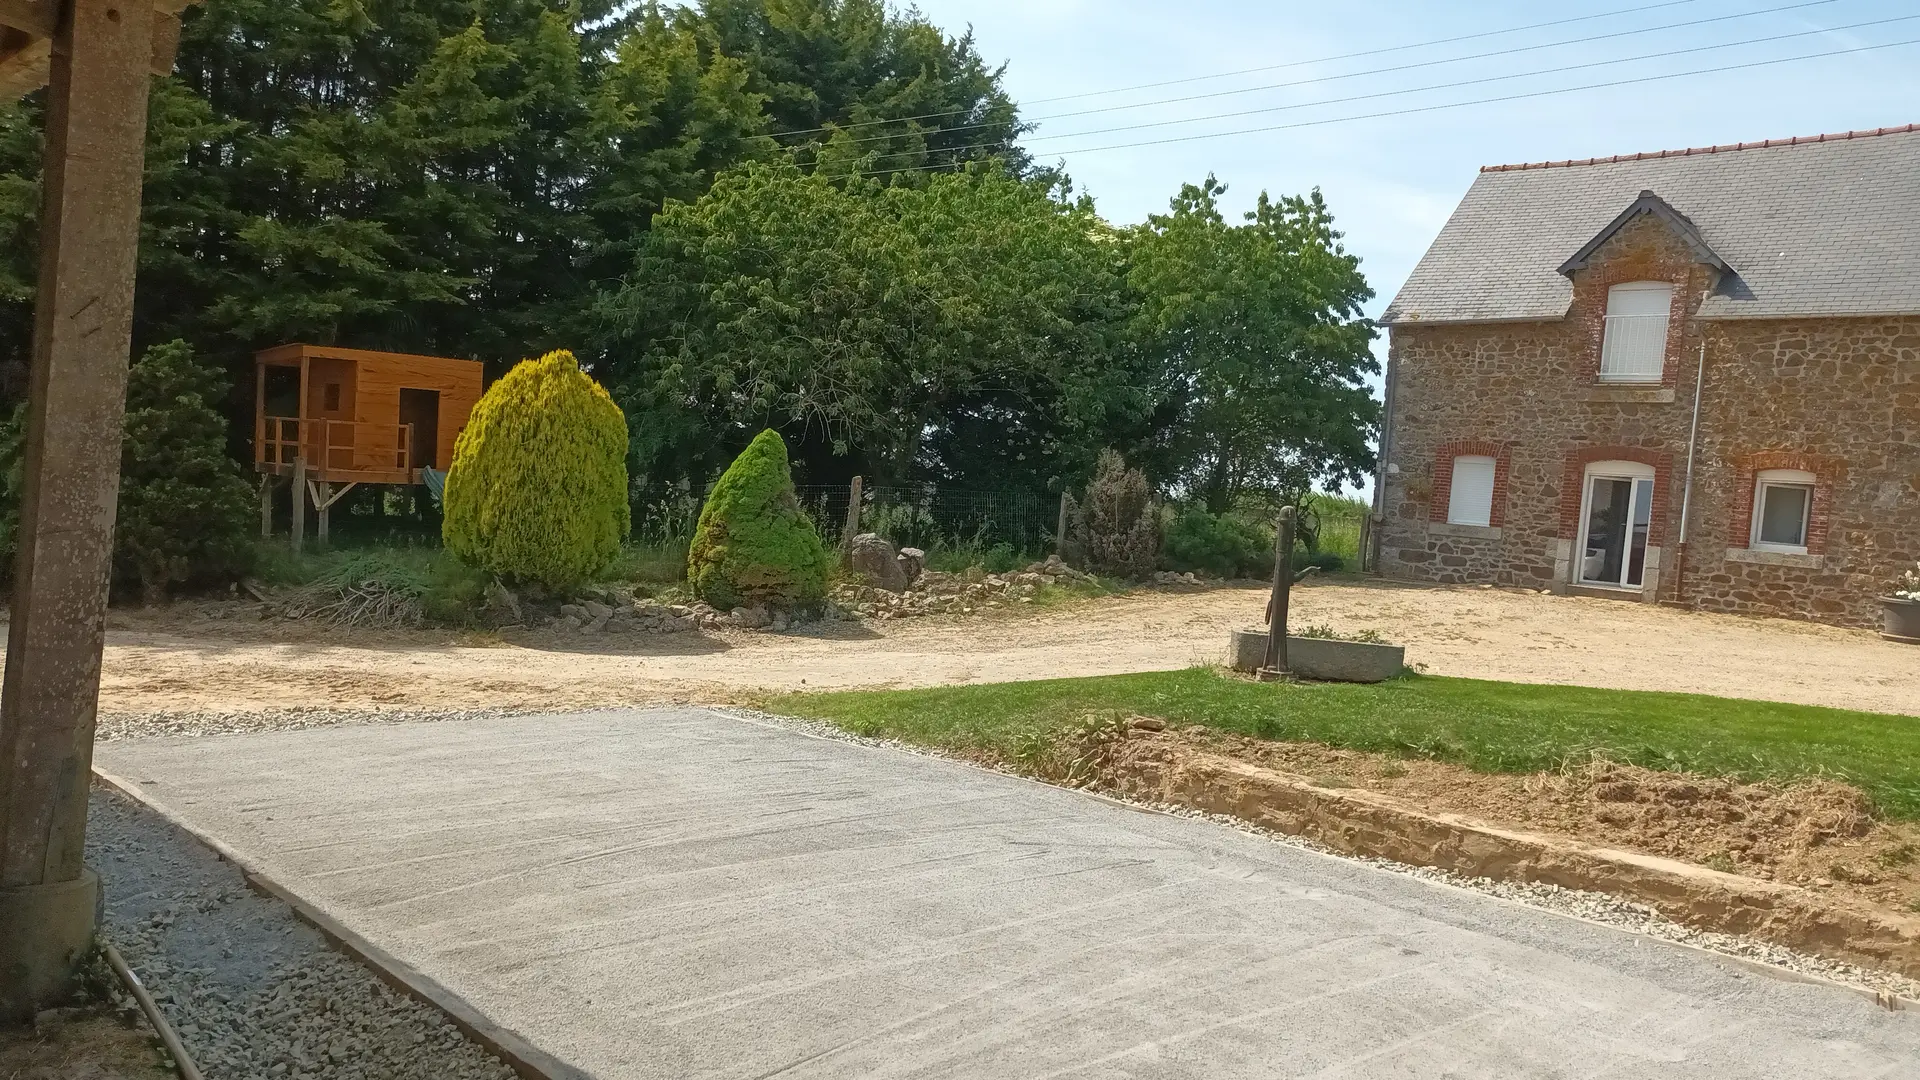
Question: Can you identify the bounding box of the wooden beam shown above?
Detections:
[0,1,56,39]
[0,33,49,103]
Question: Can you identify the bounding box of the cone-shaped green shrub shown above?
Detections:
[443,350,629,591]
[688,430,831,610]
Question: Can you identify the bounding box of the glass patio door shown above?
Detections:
[1578,474,1654,589]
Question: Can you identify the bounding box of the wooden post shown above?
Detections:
[1259,506,1297,681]
[314,480,331,547]
[840,475,863,549]
[259,475,273,538]
[0,0,160,1023]
[1055,492,1071,558]
[291,455,307,554]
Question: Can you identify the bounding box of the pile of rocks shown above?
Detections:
[833,554,1093,621]
[553,593,704,635]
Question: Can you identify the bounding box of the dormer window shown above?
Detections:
[1599,282,1671,383]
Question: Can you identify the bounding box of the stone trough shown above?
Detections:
[1228,629,1406,683]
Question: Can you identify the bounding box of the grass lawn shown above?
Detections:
[765,667,1920,819]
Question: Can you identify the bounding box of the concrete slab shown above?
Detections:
[96,709,1920,1079]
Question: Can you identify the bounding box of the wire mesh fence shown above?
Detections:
[795,483,1060,555]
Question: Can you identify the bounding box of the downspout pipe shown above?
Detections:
[1368,345,1399,575]
[1674,339,1707,605]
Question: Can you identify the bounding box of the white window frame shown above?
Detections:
[1749,469,1816,554]
[1598,281,1673,384]
[1445,455,1497,527]
[1576,460,1657,590]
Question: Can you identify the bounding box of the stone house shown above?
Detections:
[1372,124,1920,629]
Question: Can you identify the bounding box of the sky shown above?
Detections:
[903,0,1920,496]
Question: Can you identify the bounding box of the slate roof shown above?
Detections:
[1381,124,1920,325]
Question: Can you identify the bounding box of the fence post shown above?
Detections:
[840,476,863,549]
[291,456,307,554]
[1259,506,1296,682]
[1054,492,1071,558]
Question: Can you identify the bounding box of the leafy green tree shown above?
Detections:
[687,429,831,610]
[599,160,1140,499]
[115,340,256,605]
[1129,177,1378,513]
[700,0,1025,179]
[443,349,630,591]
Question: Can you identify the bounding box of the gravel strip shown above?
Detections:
[97,706,537,742]
[716,705,1920,1006]
[86,787,518,1080]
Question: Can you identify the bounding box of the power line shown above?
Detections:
[787,0,1843,156]
[839,12,1916,171]
[843,36,1920,181]
[1024,0,1840,126]
[1021,13,1916,147]
[764,0,1816,140]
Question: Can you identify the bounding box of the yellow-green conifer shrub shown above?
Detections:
[442,350,629,591]
[688,430,831,610]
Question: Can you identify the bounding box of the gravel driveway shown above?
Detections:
[81,579,1920,717]
[94,707,1920,1079]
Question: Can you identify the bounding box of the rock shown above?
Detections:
[583,600,613,621]
[896,547,926,584]
[668,604,693,618]
[729,606,772,629]
[1128,716,1167,732]
[485,580,521,623]
[557,615,581,632]
[848,533,909,592]
[770,611,789,632]
[559,603,588,621]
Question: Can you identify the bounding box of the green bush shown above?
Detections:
[115,340,255,604]
[442,349,630,591]
[688,430,831,610]
[1080,449,1160,579]
[1163,508,1274,579]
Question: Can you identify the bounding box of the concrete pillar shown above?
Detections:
[0,0,158,1023]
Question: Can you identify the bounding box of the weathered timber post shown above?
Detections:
[1258,506,1297,682]
[315,480,332,547]
[0,0,162,1022]
[840,476,863,550]
[259,474,274,538]
[291,456,307,554]
[1055,492,1071,558]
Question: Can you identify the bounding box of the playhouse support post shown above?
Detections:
[259,474,273,539]
[291,456,307,554]
[315,480,330,547]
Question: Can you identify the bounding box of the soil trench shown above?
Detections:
[1093,724,1920,979]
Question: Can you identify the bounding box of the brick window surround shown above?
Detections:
[1729,451,1843,555]
[1430,439,1512,527]
[1570,266,1691,389]
[1558,446,1673,544]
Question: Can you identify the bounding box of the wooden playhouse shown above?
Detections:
[253,344,484,544]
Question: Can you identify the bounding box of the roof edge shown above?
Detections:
[1482,123,1919,173]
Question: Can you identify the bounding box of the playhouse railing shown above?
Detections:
[258,417,413,473]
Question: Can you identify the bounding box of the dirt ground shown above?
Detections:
[1147,725,1920,923]
[0,1005,175,1080]
[80,577,1920,717]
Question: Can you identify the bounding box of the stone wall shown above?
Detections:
[1377,214,1920,629]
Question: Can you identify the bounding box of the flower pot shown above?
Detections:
[1882,597,1920,644]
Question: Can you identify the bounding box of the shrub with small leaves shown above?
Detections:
[1081,449,1161,579]
[687,430,831,610]
[443,349,629,591]
[115,340,255,604]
